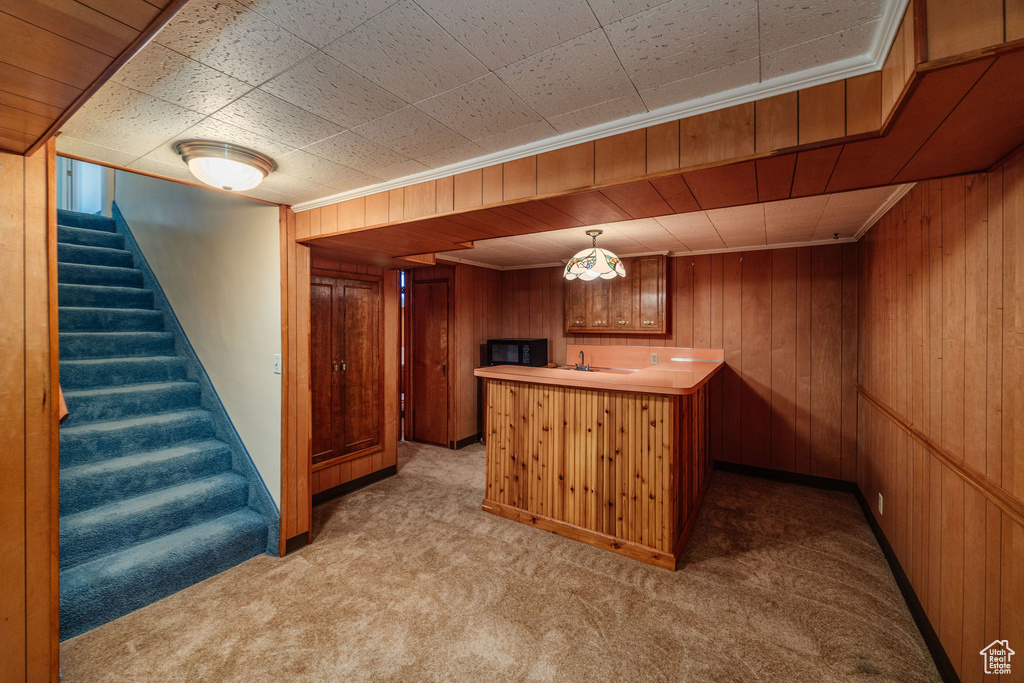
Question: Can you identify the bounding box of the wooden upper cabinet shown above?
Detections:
[564,255,668,334]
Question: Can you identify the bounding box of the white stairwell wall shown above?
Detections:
[113,170,282,506]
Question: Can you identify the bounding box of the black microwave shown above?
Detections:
[486,339,548,367]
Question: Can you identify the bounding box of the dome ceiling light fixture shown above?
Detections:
[564,229,626,281]
[175,140,275,192]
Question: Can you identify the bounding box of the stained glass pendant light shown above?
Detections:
[175,141,275,192]
[564,229,626,281]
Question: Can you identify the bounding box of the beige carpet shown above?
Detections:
[62,442,940,682]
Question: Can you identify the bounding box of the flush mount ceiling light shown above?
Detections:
[175,140,275,192]
[564,229,626,281]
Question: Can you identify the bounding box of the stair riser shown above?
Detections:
[60,333,174,360]
[61,476,248,567]
[59,511,266,640]
[60,444,231,515]
[59,308,164,332]
[59,263,142,288]
[60,414,216,466]
[64,383,200,425]
[58,243,134,269]
[57,211,117,232]
[59,284,153,310]
[60,358,186,390]
[57,226,125,250]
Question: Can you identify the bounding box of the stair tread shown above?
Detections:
[63,380,196,399]
[60,408,212,435]
[62,472,245,530]
[60,331,169,338]
[58,243,129,256]
[58,306,158,314]
[61,355,180,366]
[61,439,229,477]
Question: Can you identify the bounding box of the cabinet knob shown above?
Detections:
[594,320,606,326]
[573,318,584,325]
[643,320,655,326]
[618,320,628,325]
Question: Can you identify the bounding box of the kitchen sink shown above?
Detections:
[558,365,638,375]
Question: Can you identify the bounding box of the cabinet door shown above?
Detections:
[565,279,587,331]
[637,256,666,332]
[339,280,380,455]
[587,277,612,330]
[609,259,639,331]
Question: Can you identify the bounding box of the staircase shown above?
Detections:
[57,210,267,640]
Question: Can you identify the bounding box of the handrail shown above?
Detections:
[856,384,1024,529]
[58,385,69,425]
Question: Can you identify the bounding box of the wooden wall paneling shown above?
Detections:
[536,142,594,194]
[882,21,910,120]
[319,202,338,234]
[678,103,755,168]
[740,250,771,468]
[721,253,743,463]
[365,192,389,225]
[482,165,503,204]
[925,0,1004,62]
[845,71,883,136]
[404,180,437,219]
[841,243,859,481]
[940,177,966,461]
[1005,150,1023,502]
[986,169,1003,483]
[964,175,988,475]
[338,197,365,231]
[1010,0,1024,41]
[436,176,454,214]
[502,157,536,201]
[388,188,404,222]
[453,169,483,210]
[754,92,798,153]
[646,120,680,174]
[595,129,646,185]
[692,255,712,348]
[793,246,812,475]
[771,249,797,472]
[810,245,842,478]
[798,81,846,145]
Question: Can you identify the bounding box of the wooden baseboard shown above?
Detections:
[450,433,481,450]
[283,532,309,555]
[713,461,959,683]
[312,465,397,506]
[481,499,677,570]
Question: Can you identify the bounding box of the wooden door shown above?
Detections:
[410,280,449,446]
[310,275,381,465]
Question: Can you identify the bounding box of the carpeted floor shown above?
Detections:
[61,442,940,682]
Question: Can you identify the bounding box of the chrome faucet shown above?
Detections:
[574,350,590,371]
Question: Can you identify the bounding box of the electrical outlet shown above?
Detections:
[878,493,884,515]
[273,354,282,374]
[651,353,658,365]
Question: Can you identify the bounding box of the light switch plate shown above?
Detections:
[273,354,282,374]
[651,353,658,364]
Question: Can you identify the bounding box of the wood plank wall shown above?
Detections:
[925,0,1024,63]
[0,141,59,680]
[857,161,1024,681]
[281,208,401,537]
[471,245,858,479]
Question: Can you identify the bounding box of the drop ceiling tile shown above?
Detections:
[495,29,636,118]
[415,74,542,140]
[61,82,205,157]
[604,0,759,92]
[706,203,766,248]
[258,170,317,196]
[764,195,828,241]
[415,0,598,70]
[245,185,292,204]
[545,91,647,133]
[56,137,137,167]
[111,44,252,116]
[323,0,488,103]
[156,0,317,86]
[416,141,486,169]
[261,51,407,128]
[587,0,672,24]
[654,213,726,251]
[275,149,380,187]
[236,0,397,49]
[212,89,344,149]
[761,22,877,80]
[638,58,759,111]
[302,131,409,172]
[759,0,881,53]
[353,106,468,159]
[473,120,558,153]
[370,159,431,181]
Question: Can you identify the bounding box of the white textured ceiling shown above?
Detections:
[58,0,894,206]
[437,184,911,268]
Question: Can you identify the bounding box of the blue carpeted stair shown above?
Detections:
[58,210,267,640]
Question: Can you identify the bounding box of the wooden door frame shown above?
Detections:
[404,275,454,447]
[309,269,387,470]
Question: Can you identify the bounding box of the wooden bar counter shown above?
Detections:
[474,346,723,569]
